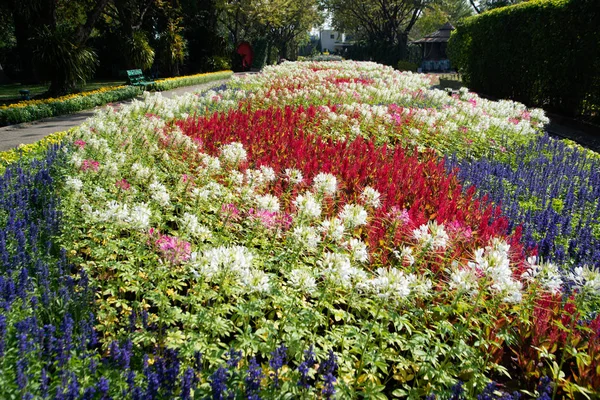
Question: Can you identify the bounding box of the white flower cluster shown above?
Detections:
[313,172,337,196]
[293,192,322,220]
[86,200,151,230]
[339,204,368,229]
[459,238,523,303]
[413,221,450,251]
[360,186,381,209]
[568,265,600,296]
[284,168,303,185]
[65,177,83,192]
[318,252,366,287]
[220,142,247,165]
[149,181,171,206]
[358,268,432,300]
[179,213,212,240]
[521,256,563,294]
[255,194,280,212]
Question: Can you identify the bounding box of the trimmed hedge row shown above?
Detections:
[0,86,141,126]
[0,70,233,126]
[153,70,233,91]
[448,0,600,118]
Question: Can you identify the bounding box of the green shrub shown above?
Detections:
[152,70,232,91]
[396,60,418,72]
[448,0,600,118]
[0,71,232,126]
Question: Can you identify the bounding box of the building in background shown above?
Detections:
[319,30,352,54]
[411,22,455,72]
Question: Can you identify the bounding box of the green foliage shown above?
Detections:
[448,0,600,118]
[0,86,141,126]
[124,31,155,71]
[152,70,233,91]
[31,25,98,95]
[396,60,418,72]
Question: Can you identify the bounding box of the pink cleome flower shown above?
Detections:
[115,179,131,191]
[149,228,191,265]
[74,139,86,149]
[81,159,100,172]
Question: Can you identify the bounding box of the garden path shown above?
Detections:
[0,78,231,152]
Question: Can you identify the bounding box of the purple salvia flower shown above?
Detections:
[245,357,263,400]
[210,366,229,400]
[0,314,6,357]
[97,377,111,400]
[298,345,315,389]
[145,371,160,400]
[269,344,287,388]
[226,347,242,369]
[321,373,336,399]
[16,358,28,390]
[181,367,196,400]
[81,387,96,400]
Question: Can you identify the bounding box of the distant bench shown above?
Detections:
[126,69,155,89]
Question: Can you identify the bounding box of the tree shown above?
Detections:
[411,0,473,39]
[6,0,111,95]
[468,0,528,13]
[324,0,430,65]
[217,0,322,68]
[102,0,156,70]
[258,0,323,60]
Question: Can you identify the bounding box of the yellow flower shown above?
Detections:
[0,86,127,110]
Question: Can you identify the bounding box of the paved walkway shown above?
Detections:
[1,77,599,154]
[0,79,229,152]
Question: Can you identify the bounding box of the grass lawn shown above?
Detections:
[0,79,126,102]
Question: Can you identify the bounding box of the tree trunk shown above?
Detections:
[0,63,10,84]
[12,11,37,83]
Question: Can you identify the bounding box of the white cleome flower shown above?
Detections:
[413,221,450,250]
[290,225,321,251]
[126,203,151,230]
[339,204,368,229]
[449,268,480,296]
[318,251,364,287]
[255,194,280,213]
[521,258,563,294]
[241,269,271,294]
[392,245,415,266]
[293,192,322,220]
[65,177,83,192]
[360,186,381,209]
[312,172,337,196]
[220,142,247,165]
[359,268,413,300]
[194,245,254,280]
[288,268,317,292]
[319,217,346,242]
[569,265,600,295]
[180,212,212,240]
[284,168,303,185]
[149,181,171,206]
[131,163,152,182]
[346,238,369,263]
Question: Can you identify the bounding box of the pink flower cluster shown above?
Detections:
[81,159,100,172]
[149,228,191,265]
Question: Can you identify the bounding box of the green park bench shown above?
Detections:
[126,69,155,89]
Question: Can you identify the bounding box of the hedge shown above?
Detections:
[448,0,600,119]
[152,70,233,91]
[0,70,233,126]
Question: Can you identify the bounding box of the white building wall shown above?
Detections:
[320,30,345,52]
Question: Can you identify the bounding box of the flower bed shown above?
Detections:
[0,61,598,398]
[0,71,232,126]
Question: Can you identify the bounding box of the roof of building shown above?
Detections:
[412,22,455,44]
